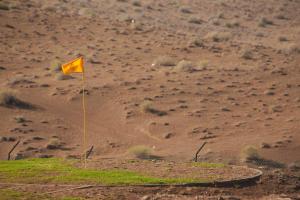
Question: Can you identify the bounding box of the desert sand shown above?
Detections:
[0,0,299,199]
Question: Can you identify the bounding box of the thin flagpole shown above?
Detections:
[82,69,87,169]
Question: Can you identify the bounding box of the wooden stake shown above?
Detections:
[8,140,20,160]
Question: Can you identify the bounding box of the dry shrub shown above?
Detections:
[50,59,62,72]
[179,6,192,14]
[14,115,26,123]
[241,49,253,60]
[188,17,203,24]
[152,56,176,67]
[188,37,203,47]
[225,21,240,28]
[55,74,73,81]
[240,145,260,162]
[0,89,33,109]
[278,36,288,42]
[175,60,195,72]
[128,145,152,159]
[259,17,273,27]
[130,20,143,31]
[140,100,167,116]
[204,31,231,42]
[0,2,9,10]
[196,60,209,70]
[46,138,62,150]
[132,0,141,7]
[78,8,96,18]
[279,43,300,54]
[7,76,35,86]
[140,100,153,113]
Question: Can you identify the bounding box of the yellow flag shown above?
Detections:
[61,57,84,74]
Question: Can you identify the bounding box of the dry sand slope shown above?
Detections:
[0,0,299,165]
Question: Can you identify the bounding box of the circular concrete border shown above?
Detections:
[128,166,263,187]
[179,167,263,187]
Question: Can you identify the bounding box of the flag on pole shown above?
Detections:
[61,57,87,168]
[61,57,84,74]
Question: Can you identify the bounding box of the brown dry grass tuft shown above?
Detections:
[50,59,62,73]
[46,138,62,150]
[55,74,74,81]
[0,89,33,109]
[241,49,253,60]
[140,100,167,116]
[240,145,260,162]
[205,31,231,42]
[0,2,9,10]
[175,60,195,72]
[258,17,273,27]
[152,56,176,67]
[128,145,152,159]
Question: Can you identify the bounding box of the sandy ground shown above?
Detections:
[0,0,300,199]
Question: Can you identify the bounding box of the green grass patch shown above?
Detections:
[0,189,82,200]
[191,162,226,168]
[0,158,210,185]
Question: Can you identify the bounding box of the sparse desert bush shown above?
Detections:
[179,6,192,14]
[140,100,153,113]
[152,56,176,67]
[140,100,167,116]
[196,60,209,70]
[217,13,224,19]
[204,31,231,42]
[118,14,133,22]
[0,2,9,10]
[130,20,143,31]
[188,37,203,47]
[132,0,141,7]
[46,138,62,150]
[279,43,300,54]
[0,89,33,109]
[188,17,203,24]
[175,60,195,72]
[276,14,287,20]
[241,49,253,60]
[128,145,152,159]
[278,36,288,42]
[7,76,35,86]
[212,19,220,26]
[78,8,96,18]
[14,116,26,123]
[259,17,273,27]
[55,74,73,81]
[225,21,240,28]
[240,145,260,162]
[50,59,62,72]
